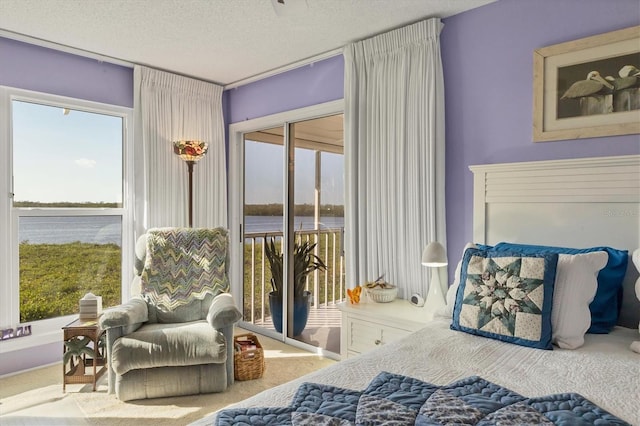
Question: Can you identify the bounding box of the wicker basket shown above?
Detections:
[366,286,398,303]
[233,333,265,381]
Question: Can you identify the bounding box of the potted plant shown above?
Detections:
[264,236,326,335]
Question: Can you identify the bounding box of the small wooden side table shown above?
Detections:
[62,317,106,392]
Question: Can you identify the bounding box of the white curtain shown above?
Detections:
[343,18,447,299]
[133,66,227,235]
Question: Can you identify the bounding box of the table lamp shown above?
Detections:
[421,241,448,315]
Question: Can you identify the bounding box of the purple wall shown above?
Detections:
[441,0,640,274]
[226,55,344,123]
[0,37,133,107]
[0,341,59,377]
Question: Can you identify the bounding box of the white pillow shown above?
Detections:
[552,251,608,349]
[439,242,476,319]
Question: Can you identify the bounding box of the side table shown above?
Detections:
[62,317,106,392]
[337,299,431,360]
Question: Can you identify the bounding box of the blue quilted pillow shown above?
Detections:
[490,243,628,334]
[451,248,558,350]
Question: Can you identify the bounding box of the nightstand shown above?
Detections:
[337,299,430,359]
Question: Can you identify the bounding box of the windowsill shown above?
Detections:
[0,329,60,352]
[0,315,75,353]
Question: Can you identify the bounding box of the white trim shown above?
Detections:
[469,154,639,173]
[229,99,344,135]
[0,87,12,330]
[0,29,135,69]
[0,316,70,354]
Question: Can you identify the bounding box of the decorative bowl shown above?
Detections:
[366,286,398,303]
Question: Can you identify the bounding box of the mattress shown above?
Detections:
[192,318,640,425]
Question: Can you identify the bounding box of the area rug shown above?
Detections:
[0,331,336,426]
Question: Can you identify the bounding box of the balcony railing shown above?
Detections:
[242,228,346,325]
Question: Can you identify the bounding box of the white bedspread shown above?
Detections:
[193,319,640,425]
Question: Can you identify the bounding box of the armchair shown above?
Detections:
[99,227,242,401]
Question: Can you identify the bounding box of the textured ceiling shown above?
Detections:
[0,0,495,87]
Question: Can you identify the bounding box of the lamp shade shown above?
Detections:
[173,140,208,162]
[421,241,448,267]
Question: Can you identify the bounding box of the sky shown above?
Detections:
[12,100,123,204]
[11,99,344,207]
[244,140,344,206]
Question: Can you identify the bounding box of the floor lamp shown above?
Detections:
[421,241,448,317]
[173,140,208,227]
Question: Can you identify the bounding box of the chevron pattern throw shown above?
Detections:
[141,227,230,310]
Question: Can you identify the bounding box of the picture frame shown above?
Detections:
[533,26,640,142]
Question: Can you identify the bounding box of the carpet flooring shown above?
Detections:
[0,330,336,426]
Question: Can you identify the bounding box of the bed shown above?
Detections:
[193,154,640,425]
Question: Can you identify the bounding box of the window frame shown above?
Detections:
[0,86,134,352]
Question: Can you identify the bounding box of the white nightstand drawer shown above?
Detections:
[347,317,384,353]
[380,325,413,344]
[338,299,430,359]
[347,317,415,354]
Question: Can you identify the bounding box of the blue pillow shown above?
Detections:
[451,248,558,350]
[490,242,628,334]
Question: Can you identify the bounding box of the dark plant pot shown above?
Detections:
[268,290,311,336]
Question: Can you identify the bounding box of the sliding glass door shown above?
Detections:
[239,113,345,356]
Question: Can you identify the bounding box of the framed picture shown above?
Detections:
[533,26,640,142]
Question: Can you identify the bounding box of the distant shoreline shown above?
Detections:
[244,203,344,217]
[14,202,345,217]
[19,215,344,246]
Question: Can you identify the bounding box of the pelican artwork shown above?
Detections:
[619,65,640,77]
[606,65,640,91]
[561,71,614,99]
[606,65,640,112]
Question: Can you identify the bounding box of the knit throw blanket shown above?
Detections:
[141,227,229,310]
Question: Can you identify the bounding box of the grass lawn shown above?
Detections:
[18,236,345,324]
[19,242,121,322]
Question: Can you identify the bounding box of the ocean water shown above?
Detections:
[19,215,345,246]
[244,215,344,234]
[19,216,123,246]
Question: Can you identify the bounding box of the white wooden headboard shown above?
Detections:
[470,155,640,328]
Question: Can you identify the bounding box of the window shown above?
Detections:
[0,89,133,345]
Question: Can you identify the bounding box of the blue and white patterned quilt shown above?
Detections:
[215,372,629,425]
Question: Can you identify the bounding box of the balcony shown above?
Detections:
[242,227,346,354]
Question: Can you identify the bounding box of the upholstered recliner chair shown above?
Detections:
[99,227,242,401]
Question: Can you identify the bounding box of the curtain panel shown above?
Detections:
[133,66,227,235]
[343,18,447,299]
